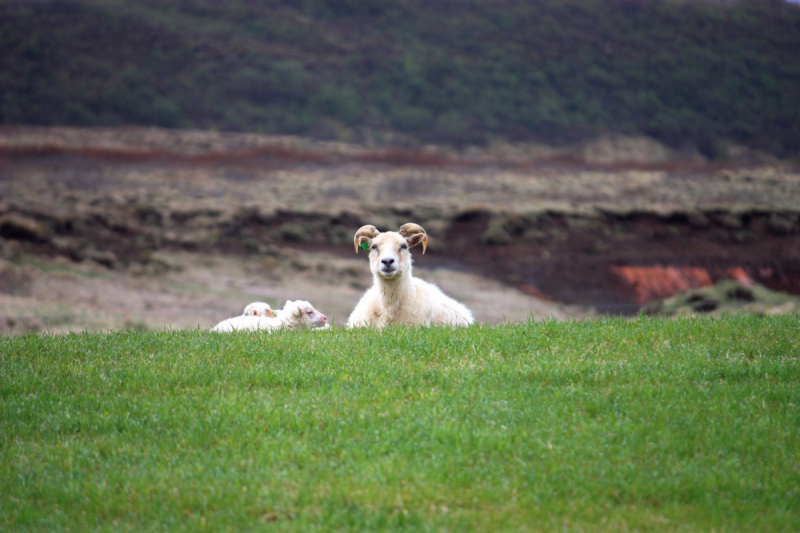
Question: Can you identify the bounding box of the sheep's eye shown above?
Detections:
[370,245,378,251]
[400,244,408,251]
[306,310,313,315]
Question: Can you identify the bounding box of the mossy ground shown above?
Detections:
[644,280,800,317]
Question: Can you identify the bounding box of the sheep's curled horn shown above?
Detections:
[398,223,428,254]
[354,225,381,253]
[353,223,428,254]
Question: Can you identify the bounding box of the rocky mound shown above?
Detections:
[642,280,800,317]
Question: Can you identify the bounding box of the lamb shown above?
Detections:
[242,301,276,318]
[274,300,328,330]
[210,314,274,333]
[209,300,276,331]
[211,300,327,332]
[346,223,474,328]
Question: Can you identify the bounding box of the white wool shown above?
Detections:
[347,225,474,328]
[211,299,327,332]
[210,315,275,333]
[274,299,328,330]
[242,301,275,317]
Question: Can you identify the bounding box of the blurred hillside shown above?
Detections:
[1,0,799,156]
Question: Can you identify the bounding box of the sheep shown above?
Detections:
[274,299,328,330]
[346,223,474,328]
[209,301,276,331]
[211,300,327,332]
[242,301,276,318]
[210,314,274,333]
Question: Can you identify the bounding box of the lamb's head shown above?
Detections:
[354,223,428,281]
[242,301,276,318]
[281,300,328,329]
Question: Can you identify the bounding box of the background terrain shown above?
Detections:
[1,126,799,332]
[1,0,799,332]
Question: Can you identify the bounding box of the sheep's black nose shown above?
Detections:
[381,258,395,267]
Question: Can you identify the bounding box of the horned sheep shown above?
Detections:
[347,223,474,328]
[211,300,327,332]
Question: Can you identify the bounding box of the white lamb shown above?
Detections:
[211,300,327,332]
[243,301,277,318]
[209,300,276,331]
[210,314,274,332]
[347,223,474,328]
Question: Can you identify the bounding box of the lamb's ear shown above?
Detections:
[353,225,380,253]
[295,305,302,317]
[398,223,428,254]
[266,309,276,318]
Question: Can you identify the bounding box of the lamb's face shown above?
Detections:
[368,232,413,281]
[285,300,328,328]
[243,302,276,318]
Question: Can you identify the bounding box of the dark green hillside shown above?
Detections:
[1,0,799,154]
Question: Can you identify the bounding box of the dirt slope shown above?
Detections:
[1,127,798,328]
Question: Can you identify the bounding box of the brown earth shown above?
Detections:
[0,251,587,335]
[1,126,799,332]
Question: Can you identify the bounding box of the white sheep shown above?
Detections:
[242,301,276,318]
[209,301,276,331]
[275,300,328,330]
[210,315,275,333]
[211,300,327,332]
[347,223,474,328]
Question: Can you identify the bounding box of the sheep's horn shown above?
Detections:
[398,223,428,254]
[353,225,380,253]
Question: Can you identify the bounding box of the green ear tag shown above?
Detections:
[360,241,369,251]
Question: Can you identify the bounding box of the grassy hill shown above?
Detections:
[2,316,799,530]
[1,0,799,155]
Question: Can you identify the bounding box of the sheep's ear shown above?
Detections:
[353,225,380,253]
[295,305,302,317]
[266,309,276,318]
[398,223,428,254]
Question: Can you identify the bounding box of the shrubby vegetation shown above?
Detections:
[1,0,799,155]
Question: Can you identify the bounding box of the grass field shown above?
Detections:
[1,316,799,531]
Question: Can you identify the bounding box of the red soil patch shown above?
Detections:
[611,266,761,304]
[611,266,714,304]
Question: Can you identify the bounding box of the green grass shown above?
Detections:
[1,316,799,531]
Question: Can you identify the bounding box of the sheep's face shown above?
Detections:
[368,232,413,281]
[354,224,428,282]
[243,302,276,318]
[285,300,328,328]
